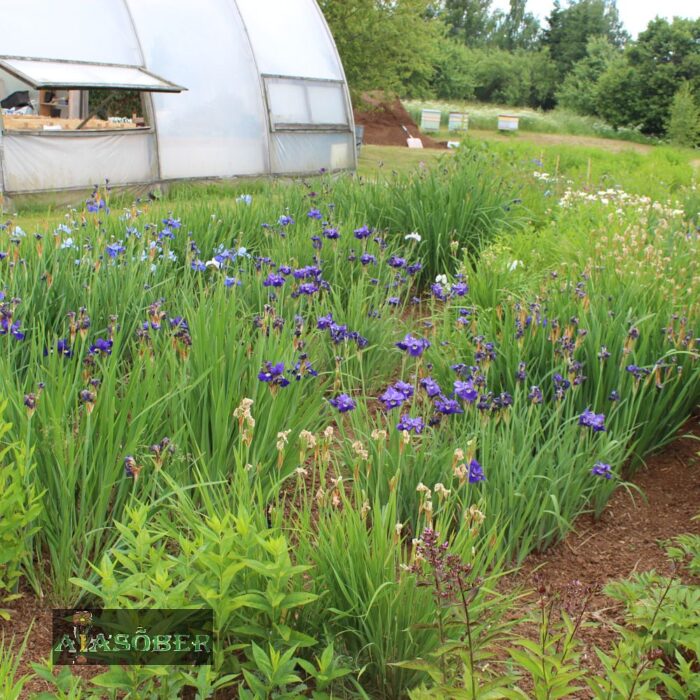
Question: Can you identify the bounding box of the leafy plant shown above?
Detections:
[0,631,32,700]
[0,409,43,618]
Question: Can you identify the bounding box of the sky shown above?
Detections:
[491,0,699,38]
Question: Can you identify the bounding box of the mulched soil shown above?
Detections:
[353,92,447,150]
[4,416,699,697]
[504,414,700,677]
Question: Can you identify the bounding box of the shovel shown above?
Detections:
[401,124,423,149]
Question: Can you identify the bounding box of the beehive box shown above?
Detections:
[497,115,519,131]
[448,112,469,132]
[420,109,441,132]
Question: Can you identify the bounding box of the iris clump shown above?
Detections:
[2,144,699,700]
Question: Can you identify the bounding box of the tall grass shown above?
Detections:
[404,99,660,145]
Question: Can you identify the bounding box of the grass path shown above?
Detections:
[464,128,654,154]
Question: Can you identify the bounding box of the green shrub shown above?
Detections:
[667,82,700,148]
[0,409,43,619]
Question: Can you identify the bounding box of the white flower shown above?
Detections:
[508,260,523,272]
[205,258,222,269]
[405,231,422,242]
[236,194,253,205]
[435,274,448,285]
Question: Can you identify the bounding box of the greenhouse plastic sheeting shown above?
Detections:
[236,0,344,80]
[0,0,142,65]
[125,0,269,178]
[270,132,354,174]
[0,59,184,92]
[2,131,157,193]
[0,0,355,194]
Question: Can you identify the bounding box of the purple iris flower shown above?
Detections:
[434,396,464,415]
[170,317,189,334]
[394,381,414,399]
[323,227,340,240]
[317,314,334,330]
[360,253,376,265]
[79,389,96,404]
[162,217,181,229]
[516,362,527,382]
[307,208,323,220]
[379,386,406,410]
[57,338,73,357]
[451,282,469,297]
[468,459,485,483]
[396,334,430,357]
[329,323,349,343]
[387,297,400,306]
[224,276,241,287]
[1,318,25,341]
[89,337,113,355]
[388,256,406,268]
[329,393,356,412]
[421,377,442,397]
[353,225,372,240]
[106,242,126,258]
[528,386,543,404]
[591,462,612,479]
[258,361,289,387]
[608,389,620,402]
[264,273,285,287]
[431,284,447,301]
[296,282,319,295]
[406,262,422,275]
[278,215,294,226]
[579,408,606,432]
[454,379,478,403]
[397,415,424,434]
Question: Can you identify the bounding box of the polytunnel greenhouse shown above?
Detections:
[0,0,356,200]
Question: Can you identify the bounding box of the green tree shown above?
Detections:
[318,0,442,98]
[544,0,627,79]
[437,0,496,46]
[492,0,541,50]
[430,37,477,99]
[667,82,700,147]
[625,17,700,134]
[556,36,620,114]
[469,47,557,108]
[594,59,645,129]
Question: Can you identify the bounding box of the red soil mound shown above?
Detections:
[353,93,446,150]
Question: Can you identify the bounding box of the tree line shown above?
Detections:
[318,0,700,144]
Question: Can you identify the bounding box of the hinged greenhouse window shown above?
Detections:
[0,58,185,92]
[0,57,185,133]
[263,75,349,131]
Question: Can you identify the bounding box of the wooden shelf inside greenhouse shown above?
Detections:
[1,114,147,131]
